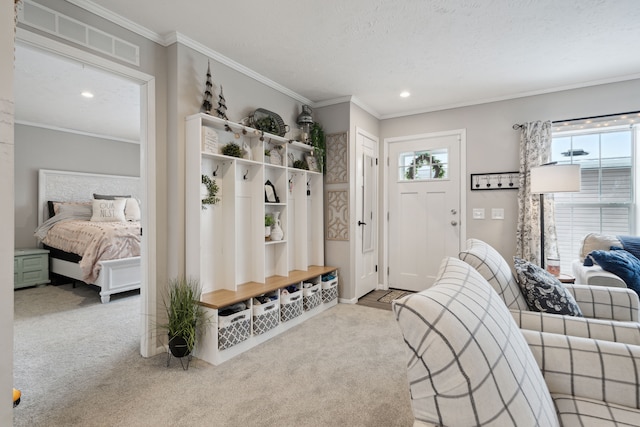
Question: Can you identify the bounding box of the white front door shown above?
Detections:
[388,130,463,292]
[355,128,379,299]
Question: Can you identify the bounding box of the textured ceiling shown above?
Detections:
[14,44,140,142]
[14,0,640,141]
[84,0,640,117]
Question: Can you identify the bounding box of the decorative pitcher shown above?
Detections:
[271,211,284,241]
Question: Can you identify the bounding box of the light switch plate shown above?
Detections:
[491,208,505,220]
[472,208,485,220]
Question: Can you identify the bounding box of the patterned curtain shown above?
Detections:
[515,121,559,265]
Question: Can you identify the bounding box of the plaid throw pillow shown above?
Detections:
[514,257,583,317]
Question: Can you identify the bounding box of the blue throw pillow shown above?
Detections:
[513,257,583,316]
[587,249,640,296]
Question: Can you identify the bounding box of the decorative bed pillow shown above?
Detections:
[90,198,126,222]
[49,201,92,217]
[587,248,640,296]
[513,257,583,317]
[119,197,141,221]
[93,193,132,200]
[125,198,141,221]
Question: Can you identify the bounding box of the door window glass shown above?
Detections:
[398,148,448,181]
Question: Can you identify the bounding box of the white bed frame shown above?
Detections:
[38,169,142,303]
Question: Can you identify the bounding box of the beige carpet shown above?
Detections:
[13,283,413,427]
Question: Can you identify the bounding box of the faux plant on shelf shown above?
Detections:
[293,159,309,170]
[254,116,279,134]
[201,174,220,208]
[222,142,242,158]
[265,213,274,240]
[310,122,325,173]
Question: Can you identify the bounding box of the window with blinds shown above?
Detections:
[551,120,637,273]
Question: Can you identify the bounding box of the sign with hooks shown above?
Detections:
[470,172,519,190]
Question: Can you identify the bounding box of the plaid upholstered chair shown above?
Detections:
[393,257,640,426]
[459,238,640,344]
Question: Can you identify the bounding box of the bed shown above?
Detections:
[36,169,142,303]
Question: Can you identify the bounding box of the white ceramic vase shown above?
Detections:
[270,211,284,241]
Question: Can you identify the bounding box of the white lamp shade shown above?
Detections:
[530,164,581,194]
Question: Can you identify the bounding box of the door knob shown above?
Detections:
[358,221,367,226]
[451,220,458,226]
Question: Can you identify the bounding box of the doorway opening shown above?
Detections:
[14,29,157,357]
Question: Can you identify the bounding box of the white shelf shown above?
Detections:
[186,112,331,364]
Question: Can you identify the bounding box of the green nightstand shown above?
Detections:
[14,248,50,289]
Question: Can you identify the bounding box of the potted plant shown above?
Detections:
[265,213,274,240]
[161,277,210,362]
[222,142,242,158]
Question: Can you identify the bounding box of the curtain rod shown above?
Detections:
[513,110,640,129]
[551,110,640,124]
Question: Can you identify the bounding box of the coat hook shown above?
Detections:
[212,165,219,177]
[243,170,249,180]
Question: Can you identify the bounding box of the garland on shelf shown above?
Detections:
[201,174,220,208]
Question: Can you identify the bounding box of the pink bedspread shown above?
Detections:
[40,220,141,284]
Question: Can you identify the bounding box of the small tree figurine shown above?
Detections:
[216,85,229,120]
[201,61,213,114]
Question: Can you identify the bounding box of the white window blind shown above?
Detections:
[551,123,636,273]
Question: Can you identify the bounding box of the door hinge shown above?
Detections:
[375,265,378,272]
[387,211,389,221]
[375,158,378,165]
[387,157,389,166]
[387,266,390,275]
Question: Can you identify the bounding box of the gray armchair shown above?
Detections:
[392,257,640,426]
[459,238,640,344]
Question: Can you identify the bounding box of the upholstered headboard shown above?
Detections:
[38,169,141,226]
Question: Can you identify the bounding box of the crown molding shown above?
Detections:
[379,73,640,120]
[16,120,140,144]
[314,96,381,119]
[172,32,313,106]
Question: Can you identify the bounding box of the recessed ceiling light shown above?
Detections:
[400,91,410,98]
[81,91,94,98]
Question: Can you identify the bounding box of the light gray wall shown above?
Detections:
[1,0,15,422]
[14,124,140,248]
[169,43,313,275]
[316,102,352,299]
[380,79,640,260]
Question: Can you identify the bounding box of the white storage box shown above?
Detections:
[280,290,303,322]
[322,278,338,303]
[218,308,251,350]
[252,300,279,335]
[303,283,321,311]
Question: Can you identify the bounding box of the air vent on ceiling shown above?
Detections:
[18,0,140,66]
